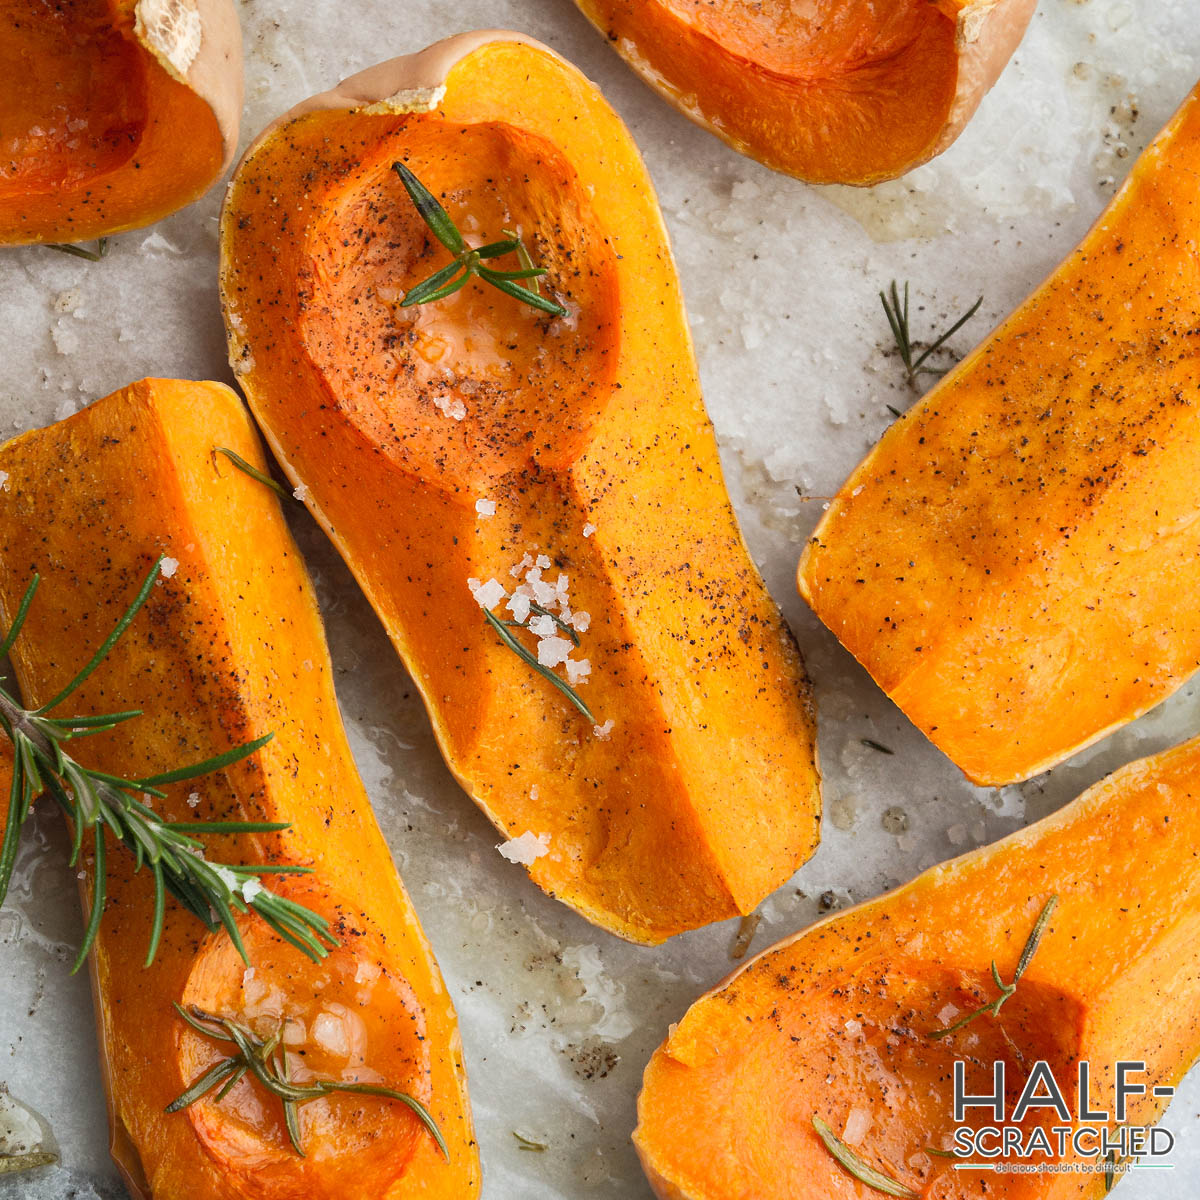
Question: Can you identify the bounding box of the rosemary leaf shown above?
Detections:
[394,163,567,317]
[929,894,1058,1039]
[812,1116,918,1199]
[881,280,982,388]
[46,238,109,262]
[169,1006,449,1160]
[513,1131,548,1152]
[213,447,291,499]
[861,738,894,756]
[483,609,595,724]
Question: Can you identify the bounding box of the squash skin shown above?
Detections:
[219,33,822,944]
[0,380,480,1199]
[635,733,1200,1199]
[571,0,1037,186]
[799,81,1200,786]
[0,0,242,245]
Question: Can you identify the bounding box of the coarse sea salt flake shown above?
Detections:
[565,658,591,685]
[293,482,310,501]
[497,831,551,865]
[582,523,596,537]
[476,498,496,518]
[510,553,534,578]
[528,614,557,638]
[159,557,179,578]
[571,611,591,633]
[535,554,552,570]
[214,866,239,892]
[593,720,614,740]
[507,592,532,624]
[0,471,8,491]
[470,577,507,610]
[186,792,201,808]
[537,636,572,668]
[242,878,264,903]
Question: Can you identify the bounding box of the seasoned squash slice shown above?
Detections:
[0,0,241,244]
[0,379,479,1200]
[573,0,1036,185]
[637,733,1200,1198]
[800,80,1200,785]
[220,32,822,944]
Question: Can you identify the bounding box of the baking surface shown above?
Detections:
[1,1,1198,1196]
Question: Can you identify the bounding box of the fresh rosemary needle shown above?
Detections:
[483,609,596,725]
[0,559,337,971]
[880,280,982,388]
[929,894,1058,1039]
[213,446,292,500]
[393,162,568,317]
[168,1004,448,1161]
[812,1116,918,1199]
[46,237,109,262]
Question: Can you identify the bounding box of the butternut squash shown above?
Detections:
[636,733,1200,1198]
[0,379,479,1199]
[798,80,1200,786]
[0,0,241,245]
[571,0,1036,185]
[219,32,822,945]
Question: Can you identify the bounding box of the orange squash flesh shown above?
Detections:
[636,734,1200,1199]
[0,0,241,244]
[798,81,1200,786]
[219,33,822,945]
[0,380,479,1199]
[572,0,1036,185]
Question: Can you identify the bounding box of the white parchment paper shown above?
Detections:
[0,1,1198,1196]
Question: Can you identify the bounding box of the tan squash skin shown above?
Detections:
[0,380,479,1199]
[636,734,1200,1198]
[799,80,1200,786]
[0,0,242,245]
[572,0,1037,185]
[219,33,822,945]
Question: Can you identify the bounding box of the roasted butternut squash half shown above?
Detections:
[0,379,479,1200]
[0,0,241,245]
[799,80,1200,786]
[572,0,1036,185]
[219,32,821,944]
[636,733,1200,1198]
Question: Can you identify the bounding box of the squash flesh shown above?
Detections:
[0,0,231,243]
[0,379,479,1199]
[221,36,822,944]
[636,734,1200,1198]
[572,0,1034,185]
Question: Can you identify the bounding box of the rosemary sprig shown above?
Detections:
[861,738,895,756]
[483,609,596,724]
[812,1116,917,1199]
[168,1005,448,1160]
[0,560,336,971]
[881,281,982,387]
[213,447,291,500]
[930,895,1058,1040]
[46,238,109,262]
[393,162,568,317]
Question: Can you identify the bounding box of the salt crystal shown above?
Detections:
[475,498,496,518]
[582,523,596,538]
[535,554,551,570]
[312,1011,351,1057]
[186,792,201,808]
[433,394,467,421]
[506,591,531,624]
[242,967,255,987]
[571,611,591,633]
[497,831,551,865]
[844,1018,862,1036]
[293,483,310,501]
[213,866,239,892]
[0,471,8,491]
[241,878,264,903]
[843,1106,873,1147]
[537,636,572,668]
[159,557,179,578]
[530,785,540,801]
[510,553,534,578]
[528,614,557,639]
[532,579,557,607]
[565,658,591,685]
[593,720,614,740]
[469,577,507,610]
